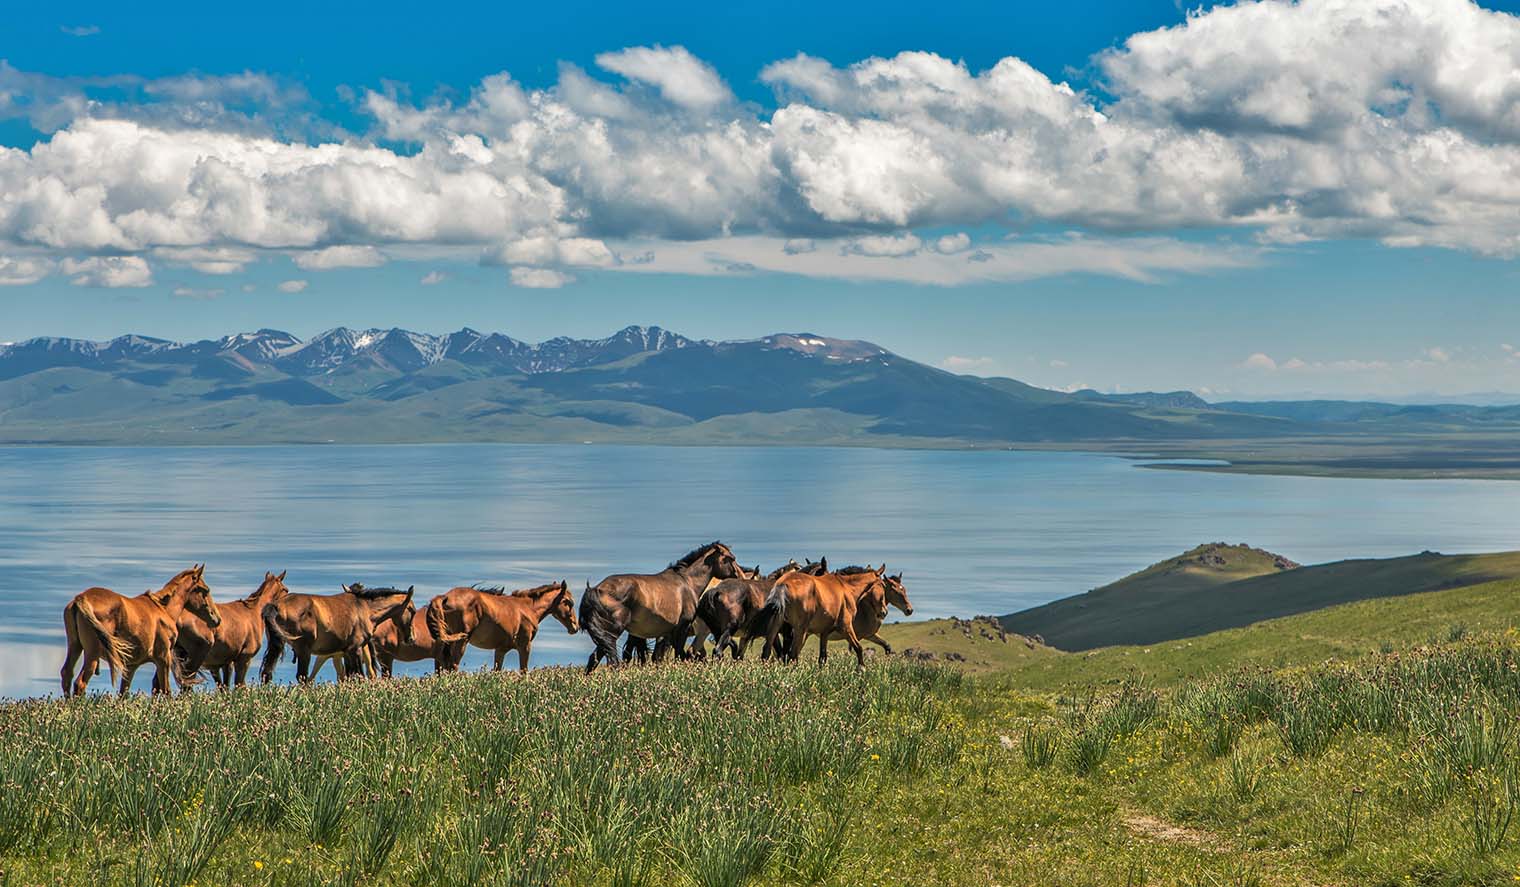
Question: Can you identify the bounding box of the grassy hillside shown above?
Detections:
[883,570,1520,690]
[1002,546,1520,651]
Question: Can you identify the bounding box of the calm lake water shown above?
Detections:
[3,444,1518,698]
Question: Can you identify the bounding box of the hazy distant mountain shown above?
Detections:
[0,325,1516,446]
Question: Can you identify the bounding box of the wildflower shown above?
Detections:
[870,754,881,761]
[253,860,263,870]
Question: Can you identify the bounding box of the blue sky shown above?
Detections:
[3,0,1520,399]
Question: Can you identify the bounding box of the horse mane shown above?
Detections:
[835,565,877,575]
[345,583,410,599]
[511,581,566,598]
[671,540,727,570]
[471,583,507,595]
[241,579,275,603]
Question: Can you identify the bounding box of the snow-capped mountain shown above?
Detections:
[0,324,703,379]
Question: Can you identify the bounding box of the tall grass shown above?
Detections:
[0,660,961,886]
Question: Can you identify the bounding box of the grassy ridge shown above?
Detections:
[1001,548,1520,651]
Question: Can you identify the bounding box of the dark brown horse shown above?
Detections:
[579,541,742,672]
[176,570,289,689]
[61,565,221,696]
[761,565,889,667]
[426,581,577,672]
[697,557,827,660]
[260,583,415,683]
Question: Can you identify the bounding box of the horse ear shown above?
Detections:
[278,570,287,581]
[194,563,205,577]
[406,585,416,598]
[341,583,353,593]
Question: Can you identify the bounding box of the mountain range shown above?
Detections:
[4,325,1520,449]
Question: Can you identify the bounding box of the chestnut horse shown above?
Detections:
[60,565,221,697]
[697,557,827,660]
[761,565,889,667]
[368,599,445,677]
[176,570,289,689]
[260,583,415,683]
[579,541,742,672]
[812,569,914,661]
[426,581,578,672]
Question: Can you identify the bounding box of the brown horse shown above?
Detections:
[761,565,889,667]
[60,565,221,697]
[426,581,578,672]
[368,599,445,677]
[260,583,415,683]
[814,569,913,660]
[176,570,289,689]
[579,541,742,672]
[697,557,828,660]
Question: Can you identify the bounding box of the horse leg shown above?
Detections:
[712,627,737,661]
[118,664,139,696]
[839,620,866,668]
[71,654,97,697]
[233,658,250,687]
[295,651,312,683]
[866,633,893,655]
[492,648,505,671]
[60,612,83,697]
[517,642,531,673]
[818,634,829,665]
[787,626,807,664]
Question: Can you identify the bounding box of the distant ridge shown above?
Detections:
[5,324,1520,451]
[1002,546,1520,651]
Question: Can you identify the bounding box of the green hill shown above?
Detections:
[999,545,1520,651]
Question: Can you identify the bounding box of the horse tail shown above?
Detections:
[758,582,792,661]
[426,596,467,644]
[259,602,294,683]
[74,597,130,679]
[579,584,624,670]
[170,645,203,689]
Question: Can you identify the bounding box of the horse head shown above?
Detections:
[394,586,418,644]
[804,556,829,576]
[881,568,913,617]
[180,564,221,628]
[251,569,289,605]
[550,580,578,634]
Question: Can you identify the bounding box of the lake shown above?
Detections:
[3,444,1518,698]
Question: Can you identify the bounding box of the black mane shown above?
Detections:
[344,583,410,599]
[671,540,727,570]
[836,565,876,575]
[472,583,507,595]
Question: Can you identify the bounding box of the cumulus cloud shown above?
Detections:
[293,246,386,270]
[510,267,575,288]
[594,45,732,110]
[1241,352,1279,371]
[60,256,152,288]
[276,279,308,293]
[0,256,52,286]
[2,6,1520,290]
[153,246,256,274]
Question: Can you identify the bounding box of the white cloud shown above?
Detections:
[171,286,224,300]
[2,6,1520,280]
[611,233,1252,286]
[420,270,448,285]
[495,237,618,268]
[1241,352,1278,371]
[154,246,255,274]
[60,25,99,37]
[782,238,816,255]
[293,246,386,270]
[594,45,732,110]
[939,355,999,375]
[933,233,971,254]
[841,233,922,258]
[60,256,152,288]
[0,256,52,286]
[276,279,308,293]
[510,267,574,288]
[1048,359,1068,369]
[1424,346,1452,363]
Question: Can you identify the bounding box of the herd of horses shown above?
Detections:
[57,542,915,697]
